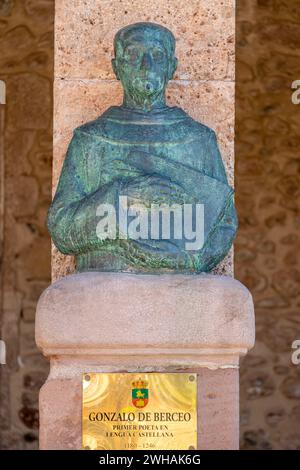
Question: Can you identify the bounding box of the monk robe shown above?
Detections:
[47,105,238,273]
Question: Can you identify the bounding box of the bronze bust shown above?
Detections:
[47,22,237,273]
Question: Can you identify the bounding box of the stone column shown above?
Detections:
[36,0,255,451]
[36,273,254,450]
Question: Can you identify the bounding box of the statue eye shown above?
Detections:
[151,48,165,63]
[124,47,141,64]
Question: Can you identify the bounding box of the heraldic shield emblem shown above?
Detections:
[132,378,149,409]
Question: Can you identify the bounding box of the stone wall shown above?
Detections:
[0,0,53,449]
[236,0,300,450]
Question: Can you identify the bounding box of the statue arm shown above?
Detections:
[126,149,230,200]
[47,131,119,255]
[126,148,238,272]
[196,193,238,272]
[206,129,228,183]
[192,130,237,270]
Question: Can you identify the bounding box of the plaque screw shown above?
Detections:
[189,375,195,382]
[189,445,195,450]
[84,446,90,450]
[85,374,91,381]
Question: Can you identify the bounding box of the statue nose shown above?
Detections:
[141,52,153,69]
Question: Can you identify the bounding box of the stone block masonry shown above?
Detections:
[53,0,235,280]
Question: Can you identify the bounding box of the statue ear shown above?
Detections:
[112,58,120,80]
[169,57,178,80]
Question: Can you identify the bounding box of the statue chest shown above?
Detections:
[83,137,204,193]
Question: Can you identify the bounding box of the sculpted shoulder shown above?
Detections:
[72,105,216,146]
[182,113,217,140]
[73,113,109,137]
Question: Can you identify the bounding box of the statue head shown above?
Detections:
[112,22,178,108]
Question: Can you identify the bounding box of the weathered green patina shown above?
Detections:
[48,22,238,273]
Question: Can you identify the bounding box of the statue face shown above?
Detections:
[113,31,176,101]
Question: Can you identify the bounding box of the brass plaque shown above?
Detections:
[82,373,197,450]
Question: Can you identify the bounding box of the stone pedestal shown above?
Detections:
[36,272,254,450]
